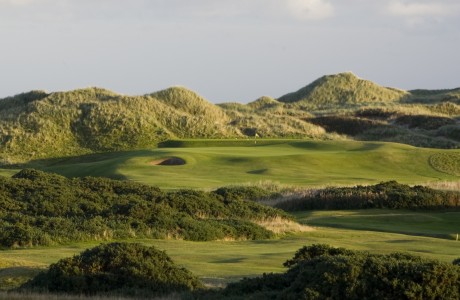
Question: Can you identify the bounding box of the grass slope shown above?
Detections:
[14,140,459,189]
[1,211,460,290]
[295,210,460,240]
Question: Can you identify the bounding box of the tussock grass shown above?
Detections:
[424,180,460,191]
[0,87,240,164]
[255,218,313,234]
[278,72,408,106]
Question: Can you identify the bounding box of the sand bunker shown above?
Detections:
[150,157,186,166]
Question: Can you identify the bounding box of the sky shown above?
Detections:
[1,0,460,103]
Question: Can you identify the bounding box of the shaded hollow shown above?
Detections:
[150,157,186,166]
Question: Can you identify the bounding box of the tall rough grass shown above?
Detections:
[1,73,459,164]
[277,72,408,106]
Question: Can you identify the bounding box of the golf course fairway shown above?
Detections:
[9,139,458,189]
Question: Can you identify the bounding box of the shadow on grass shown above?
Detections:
[212,257,247,264]
[308,222,454,241]
[247,169,269,175]
[0,266,43,291]
[385,239,416,244]
[3,149,174,181]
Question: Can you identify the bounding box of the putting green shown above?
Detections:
[2,140,459,189]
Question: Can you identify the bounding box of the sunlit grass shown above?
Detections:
[2,209,460,290]
[1,140,456,189]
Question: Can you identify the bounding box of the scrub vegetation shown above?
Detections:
[214,244,460,300]
[19,242,203,297]
[0,169,291,248]
[275,181,460,211]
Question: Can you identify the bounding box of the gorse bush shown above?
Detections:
[0,169,290,247]
[20,242,203,297]
[214,186,281,202]
[283,243,354,268]
[217,244,460,300]
[275,181,460,211]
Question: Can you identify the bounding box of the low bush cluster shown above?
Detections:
[217,244,460,299]
[275,181,460,211]
[0,169,289,248]
[214,186,281,202]
[18,243,460,299]
[20,242,203,297]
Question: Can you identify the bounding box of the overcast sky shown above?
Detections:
[1,0,459,103]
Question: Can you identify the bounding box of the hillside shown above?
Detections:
[0,73,459,165]
[0,87,240,164]
[277,72,408,107]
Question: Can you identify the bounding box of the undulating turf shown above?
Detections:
[2,140,457,189]
[1,210,460,290]
[294,209,460,240]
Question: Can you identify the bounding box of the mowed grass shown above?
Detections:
[4,139,458,189]
[1,210,460,290]
[0,169,20,177]
[294,209,460,240]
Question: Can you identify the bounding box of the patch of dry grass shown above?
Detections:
[255,217,314,234]
[423,180,460,191]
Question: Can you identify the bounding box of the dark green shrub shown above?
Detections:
[213,186,279,202]
[20,242,203,296]
[0,170,287,247]
[276,181,460,211]
[283,244,353,268]
[218,244,460,300]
